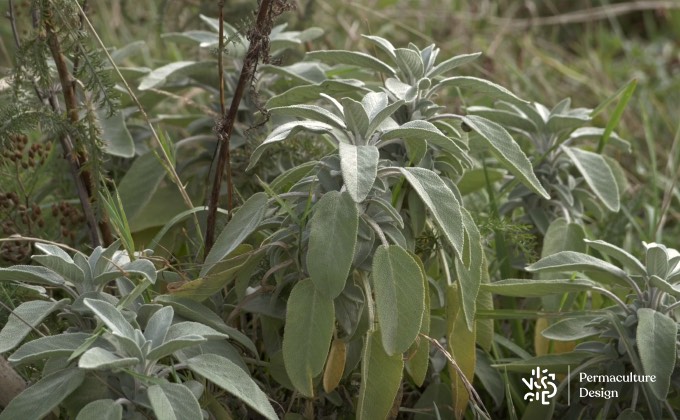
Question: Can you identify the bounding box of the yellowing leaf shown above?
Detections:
[323,338,347,393]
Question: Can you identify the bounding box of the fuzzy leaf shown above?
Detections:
[404,253,430,386]
[339,143,379,203]
[365,99,404,137]
[201,192,268,277]
[92,258,157,286]
[83,298,135,339]
[482,279,595,297]
[357,330,403,420]
[268,104,346,129]
[78,347,139,370]
[382,120,467,157]
[32,244,84,284]
[394,48,424,80]
[464,115,549,199]
[9,333,91,366]
[0,299,70,353]
[438,76,526,103]
[0,265,65,286]
[143,305,174,348]
[282,279,334,397]
[148,382,203,420]
[155,295,256,355]
[361,35,397,59]
[397,167,464,256]
[372,245,425,355]
[584,239,646,276]
[174,246,254,301]
[541,317,600,341]
[307,191,358,298]
[265,79,366,108]
[306,50,396,76]
[248,121,334,170]
[0,368,85,420]
[341,97,370,138]
[187,353,278,420]
[636,308,677,400]
[428,52,482,78]
[563,146,620,212]
[75,399,123,420]
[526,251,628,280]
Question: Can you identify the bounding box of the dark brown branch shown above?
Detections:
[70,0,89,89]
[44,6,113,247]
[205,0,292,255]
[217,1,226,116]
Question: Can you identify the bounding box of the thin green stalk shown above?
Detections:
[483,162,526,349]
[654,119,680,238]
[595,78,637,154]
[641,103,660,240]
[70,0,203,247]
